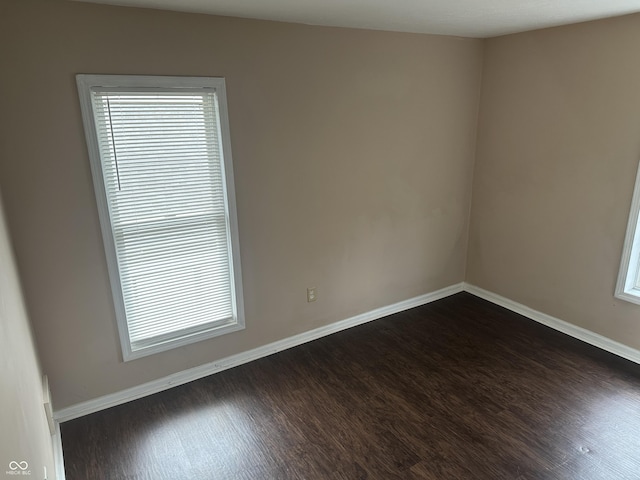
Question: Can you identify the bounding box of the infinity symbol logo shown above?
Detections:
[8,461,28,470]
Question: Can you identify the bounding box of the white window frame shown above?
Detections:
[616,161,640,305]
[76,74,245,361]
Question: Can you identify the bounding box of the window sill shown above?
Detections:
[614,288,640,307]
[123,319,245,362]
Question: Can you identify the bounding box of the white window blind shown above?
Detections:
[77,76,244,360]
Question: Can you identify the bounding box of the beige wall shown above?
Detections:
[0,190,56,478]
[0,0,483,409]
[468,14,640,349]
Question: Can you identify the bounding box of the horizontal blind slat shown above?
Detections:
[125,290,233,320]
[130,310,234,343]
[127,294,233,322]
[122,262,231,289]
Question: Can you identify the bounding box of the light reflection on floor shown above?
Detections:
[135,396,267,477]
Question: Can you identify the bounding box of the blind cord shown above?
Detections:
[106,98,122,191]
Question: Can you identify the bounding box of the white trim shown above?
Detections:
[464,283,640,365]
[43,375,55,436]
[52,282,640,426]
[53,421,66,480]
[53,283,464,423]
[615,159,640,305]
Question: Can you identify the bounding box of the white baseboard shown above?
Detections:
[463,283,640,365]
[50,280,640,480]
[52,421,66,480]
[53,282,464,423]
[52,281,640,425]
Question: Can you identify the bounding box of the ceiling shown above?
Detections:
[72,0,640,38]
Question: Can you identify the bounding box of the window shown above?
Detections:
[616,162,640,305]
[77,75,244,361]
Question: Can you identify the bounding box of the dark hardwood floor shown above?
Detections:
[61,293,640,479]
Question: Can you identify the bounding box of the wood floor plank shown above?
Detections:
[61,293,640,479]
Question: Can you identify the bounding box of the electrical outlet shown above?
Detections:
[307,287,317,302]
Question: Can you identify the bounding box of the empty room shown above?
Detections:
[4,0,640,478]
